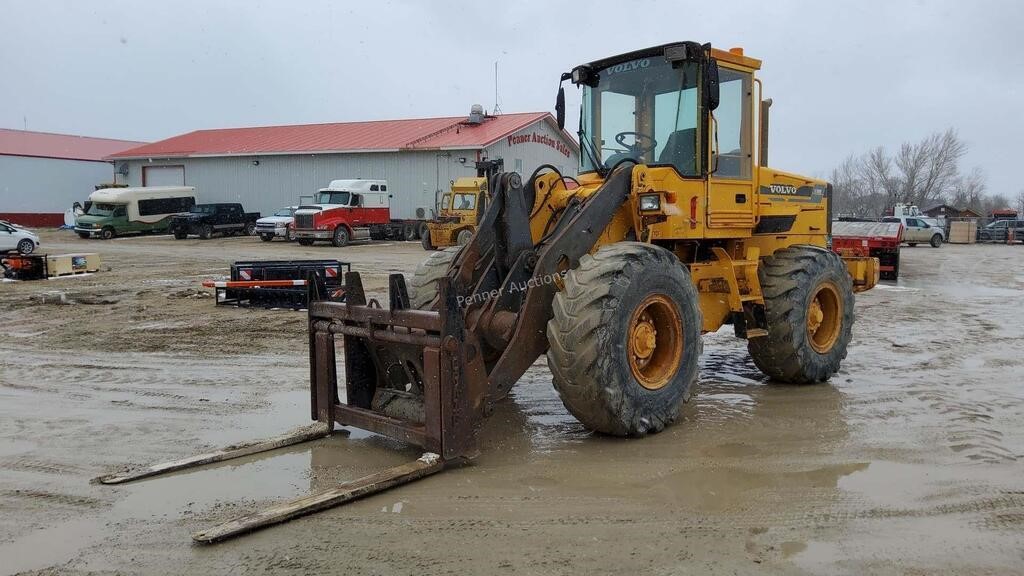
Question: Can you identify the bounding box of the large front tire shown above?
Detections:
[408,247,461,309]
[930,234,943,248]
[332,226,350,247]
[748,246,854,384]
[546,243,703,436]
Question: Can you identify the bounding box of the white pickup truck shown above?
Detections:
[881,216,945,247]
[255,206,297,242]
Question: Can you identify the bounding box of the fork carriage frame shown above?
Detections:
[308,270,489,461]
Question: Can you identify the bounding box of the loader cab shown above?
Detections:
[562,42,762,235]
[440,177,486,220]
[568,42,755,182]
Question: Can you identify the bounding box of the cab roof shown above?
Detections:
[580,42,761,72]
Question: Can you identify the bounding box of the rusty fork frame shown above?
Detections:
[308,270,489,461]
[95,271,487,544]
[94,167,632,543]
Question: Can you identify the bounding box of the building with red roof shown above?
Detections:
[0,129,145,226]
[107,108,578,220]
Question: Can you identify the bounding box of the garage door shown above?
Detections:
[143,165,185,186]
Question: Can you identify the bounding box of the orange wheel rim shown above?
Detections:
[627,294,683,390]
[807,282,842,353]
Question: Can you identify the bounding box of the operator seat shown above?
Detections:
[658,128,698,176]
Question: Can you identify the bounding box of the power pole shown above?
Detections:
[493,61,502,116]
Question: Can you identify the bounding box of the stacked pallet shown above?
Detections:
[948,221,977,244]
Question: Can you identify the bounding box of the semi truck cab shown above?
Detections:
[293,180,401,247]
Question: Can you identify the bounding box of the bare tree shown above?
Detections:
[830,129,970,217]
[893,129,966,206]
[983,193,1011,216]
[1016,190,1024,216]
[950,166,987,212]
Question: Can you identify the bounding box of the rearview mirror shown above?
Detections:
[555,86,566,131]
[704,59,720,111]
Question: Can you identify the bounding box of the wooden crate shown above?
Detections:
[948,221,976,244]
[45,253,101,277]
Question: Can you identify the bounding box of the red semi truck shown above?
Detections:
[292,180,427,247]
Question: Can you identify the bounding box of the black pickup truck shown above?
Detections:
[170,203,260,239]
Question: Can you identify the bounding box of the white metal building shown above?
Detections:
[107,110,580,219]
[0,129,144,226]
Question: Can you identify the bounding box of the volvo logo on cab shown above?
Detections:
[605,59,651,76]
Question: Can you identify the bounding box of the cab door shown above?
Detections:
[707,66,755,231]
[906,218,924,242]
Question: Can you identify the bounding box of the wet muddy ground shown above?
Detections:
[1,231,1022,575]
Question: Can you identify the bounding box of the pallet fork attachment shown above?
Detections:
[95,168,629,543]
[94,267,485,543]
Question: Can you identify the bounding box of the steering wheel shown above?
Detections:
[614,131,657,156]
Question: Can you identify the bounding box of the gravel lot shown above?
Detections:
[1,230,1022,575]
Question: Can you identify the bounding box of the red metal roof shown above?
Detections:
[108,112,578,159]
[0,128,144,162]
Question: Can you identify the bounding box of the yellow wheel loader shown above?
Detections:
[97,42,878,542]
[421,158,504,250]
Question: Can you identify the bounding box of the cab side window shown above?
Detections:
[113,206,127,217]
[712,68,753,180]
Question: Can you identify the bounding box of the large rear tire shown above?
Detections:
[408,247,461,309]
[546,243,702,436]
[748,246,854,384]
[456,228,474,246]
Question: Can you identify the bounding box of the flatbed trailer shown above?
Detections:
[831,221,903,281]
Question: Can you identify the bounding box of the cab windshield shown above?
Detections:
[86,203,118,216]
[451,193,476,210]
[580,57,700,176]
[316,191,351,205]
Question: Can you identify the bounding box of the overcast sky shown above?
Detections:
[2,0,1021,196]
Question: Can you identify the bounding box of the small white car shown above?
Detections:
[255,206,297,242]
[0,221,41,254]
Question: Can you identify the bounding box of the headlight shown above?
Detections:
[638,194,661,212]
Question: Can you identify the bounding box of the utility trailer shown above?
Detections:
[832,221,903,281]
[202,259,351,309]
[1,252,101,280]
